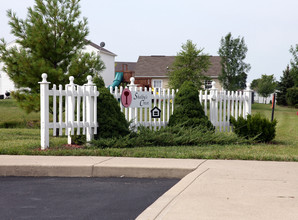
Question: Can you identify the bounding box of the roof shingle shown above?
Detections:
[134,56,222,77]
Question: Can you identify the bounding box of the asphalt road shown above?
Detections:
[0,177,179,220]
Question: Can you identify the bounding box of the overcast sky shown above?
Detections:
[1,0,298,83]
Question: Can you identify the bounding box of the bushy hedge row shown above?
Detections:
[91,125,250,148]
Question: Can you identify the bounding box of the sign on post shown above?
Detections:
[121,90,152,108]
[130,91,151,108]
[121,88,132,107]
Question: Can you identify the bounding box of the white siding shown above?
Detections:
[83,44,116,86]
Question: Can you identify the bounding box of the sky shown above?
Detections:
[1,0,298,83]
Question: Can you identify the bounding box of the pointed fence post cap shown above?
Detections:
[69,76,75,85]
[41,73,48,82]
[130,77,135,85]
[39,73,50,84]
[211,81,216,89]
[246,83,251,90]
[87,75,93,85]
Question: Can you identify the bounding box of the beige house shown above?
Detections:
[116,55,223,90]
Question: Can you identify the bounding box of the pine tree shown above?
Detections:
[276,66,294,106]
[168,40,210,90]
[218,33,251,91]
[168,81,214,130]
[0,0,105,113]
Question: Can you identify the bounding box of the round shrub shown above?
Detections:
[168,81,214,130]
[230,113,277,143]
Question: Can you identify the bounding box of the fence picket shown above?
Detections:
[53,84,57,136]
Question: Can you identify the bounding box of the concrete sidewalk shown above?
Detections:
[0,155,298,219]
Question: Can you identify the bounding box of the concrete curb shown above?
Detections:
[0,155,205,179]
[136,160,209,220]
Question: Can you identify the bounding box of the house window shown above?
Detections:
[153,80,163,88]
[205,80,212,89]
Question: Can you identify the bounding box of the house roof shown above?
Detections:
[88,41,117,56]
[115,62,137,72]
[134,55,222,78]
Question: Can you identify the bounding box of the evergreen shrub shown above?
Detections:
[95,87,130,139]
[168,81,214,130]
[91,125,250,148]
[286,87,298,106]
[230,113,277,143]
[72,77,129,144]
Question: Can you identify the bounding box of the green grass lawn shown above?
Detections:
[0,99,297,161]
[0,99,40,128]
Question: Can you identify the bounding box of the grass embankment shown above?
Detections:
[0,100,297,161]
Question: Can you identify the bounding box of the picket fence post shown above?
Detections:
[244,83,252,118]
[210,81,218,128]
[128,77,137,128]
[85,75,95,142]
[39,73,50,150]
[67,76,75,144]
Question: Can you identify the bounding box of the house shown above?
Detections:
[116,55,223,90]
[0,40,116,97]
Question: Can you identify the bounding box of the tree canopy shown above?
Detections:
[218,32,251,91]
[0,0,105,113]
[276,66,294,105]
[289,44,298,87]
[253,74,277,98]
[168,40,210,90]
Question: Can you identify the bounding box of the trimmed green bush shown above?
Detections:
[95,87,130,139]
[230,113,277,143]
[168,81,214,130]
[91,125,250,148]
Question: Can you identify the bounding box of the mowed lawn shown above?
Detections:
[0,99,297,161]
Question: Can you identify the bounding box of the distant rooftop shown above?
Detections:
[115,62,137,72]
[134,56,222,77]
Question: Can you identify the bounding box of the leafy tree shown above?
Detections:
[276,65,294,106]
[168,81,214,131]
[250,79,260,90]
[289,44,298,87]
[218,32,251,91]
[168,40,210,90]
[254,74,277,98]
[0,0,105,113]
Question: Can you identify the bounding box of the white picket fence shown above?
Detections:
[110,78,252,132]
[40,73,99,150]
[254,92,274,104]
[110,78,176,130]
[206,82,252,132]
